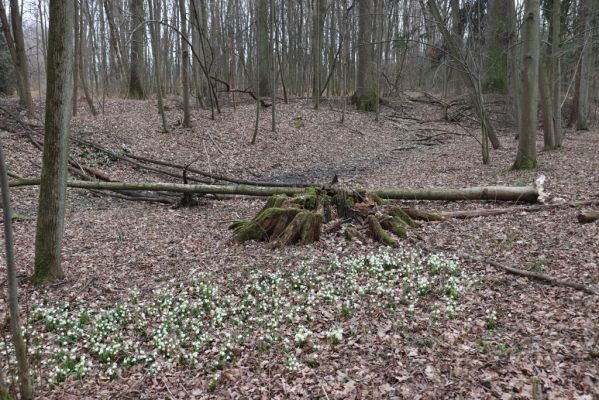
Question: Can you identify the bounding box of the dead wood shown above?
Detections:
[8,178,546,204]
[577,209,599,223]
[415,241,599,296]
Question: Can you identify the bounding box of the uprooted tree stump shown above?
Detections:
[229,188,419,246]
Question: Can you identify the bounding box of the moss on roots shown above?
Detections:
[367,215,397,246]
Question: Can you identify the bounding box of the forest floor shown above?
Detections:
[0,95,598,399]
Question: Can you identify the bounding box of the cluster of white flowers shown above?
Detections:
[0,249,472,390]
[294,326,313,347]
[326,327,343,344]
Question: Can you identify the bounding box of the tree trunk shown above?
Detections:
[576,0,593,131]
[483,0,510,93]
[11,178,545,203]
[148,0,168,132]
[33,0,75,285]
[514,0,540,170]
[312,0,326,109]
[8,0,33,112]
[551,0,562,146]
[128,0,145,99]
[0,141,33,399]
[257,0,271,97]
[354,0,376,111]
[178,0,191,127]
[507,0,521,128]
[539,59,555,149]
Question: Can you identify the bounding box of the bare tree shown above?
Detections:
[0,138,33,400]
[178,0,191,127]
[0,0,33,112]
[355,0,375,110]
[33,0,75,284]
[128,0,145,98]
[514,0,540,169]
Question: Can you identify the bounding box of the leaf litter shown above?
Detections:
[0,96,597,398]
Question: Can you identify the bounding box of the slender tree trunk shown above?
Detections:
[73,0,80,115]
[128,0,145,98]
[551,0,562,146]
[7,0,33,112]
[514,0,540,169]
[78,1,97,116]
[507,0,521,129]
[539,59,556,149]
[178,0,191,127]
[149,0,168,132]
[33,0,75,284]
[0,141,33,400]
[270,0,276,130]
[355,0,375,111]
[257,0,271,97]
[312,0,326,109]
[483,0,510,93]
[576,0,593,131]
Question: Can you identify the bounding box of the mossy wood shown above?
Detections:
[229,189,416,246]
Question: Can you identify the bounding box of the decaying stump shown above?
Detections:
[229,188,416,246]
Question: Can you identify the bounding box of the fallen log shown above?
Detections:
[577,209,599,224]
[7,178,545,203]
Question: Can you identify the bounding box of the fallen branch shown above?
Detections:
[415,242,599,296]
[8,178,545,203]
[482,257,598,296]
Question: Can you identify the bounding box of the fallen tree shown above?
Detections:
[578,209,599,223]
[8,178,545,203]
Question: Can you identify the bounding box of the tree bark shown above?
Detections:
[539,59,555,149]
[483,0,510,93]
[312,0,326,109]
[11,179,544,203]
[128,0,145,99]
[148,0,168,132]
[33,0,75,285]
[178,0,191,127]
[355,0,376,110]
[0,140,33,399]
[514,0,540,170]
[257,0,271,97]
[7,0,33,112]
[551,0,562,146]
[575,0,593,131]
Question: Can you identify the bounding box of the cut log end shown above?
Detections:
[577,209,599,224]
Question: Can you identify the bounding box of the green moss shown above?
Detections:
[512,158,538,170]
[298,212,323,244]
[351,92,379,112]
[263,194,287,210]
[483,45,508,93]
[292,188,321,210]
[367,215,397,246]
[230,207,302,242]
[379,216,407,238]
[333,189,355,218]
[388,207,416,227]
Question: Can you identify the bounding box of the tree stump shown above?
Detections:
[229,188,416,246]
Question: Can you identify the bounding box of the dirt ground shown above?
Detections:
[0,95,597,399]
